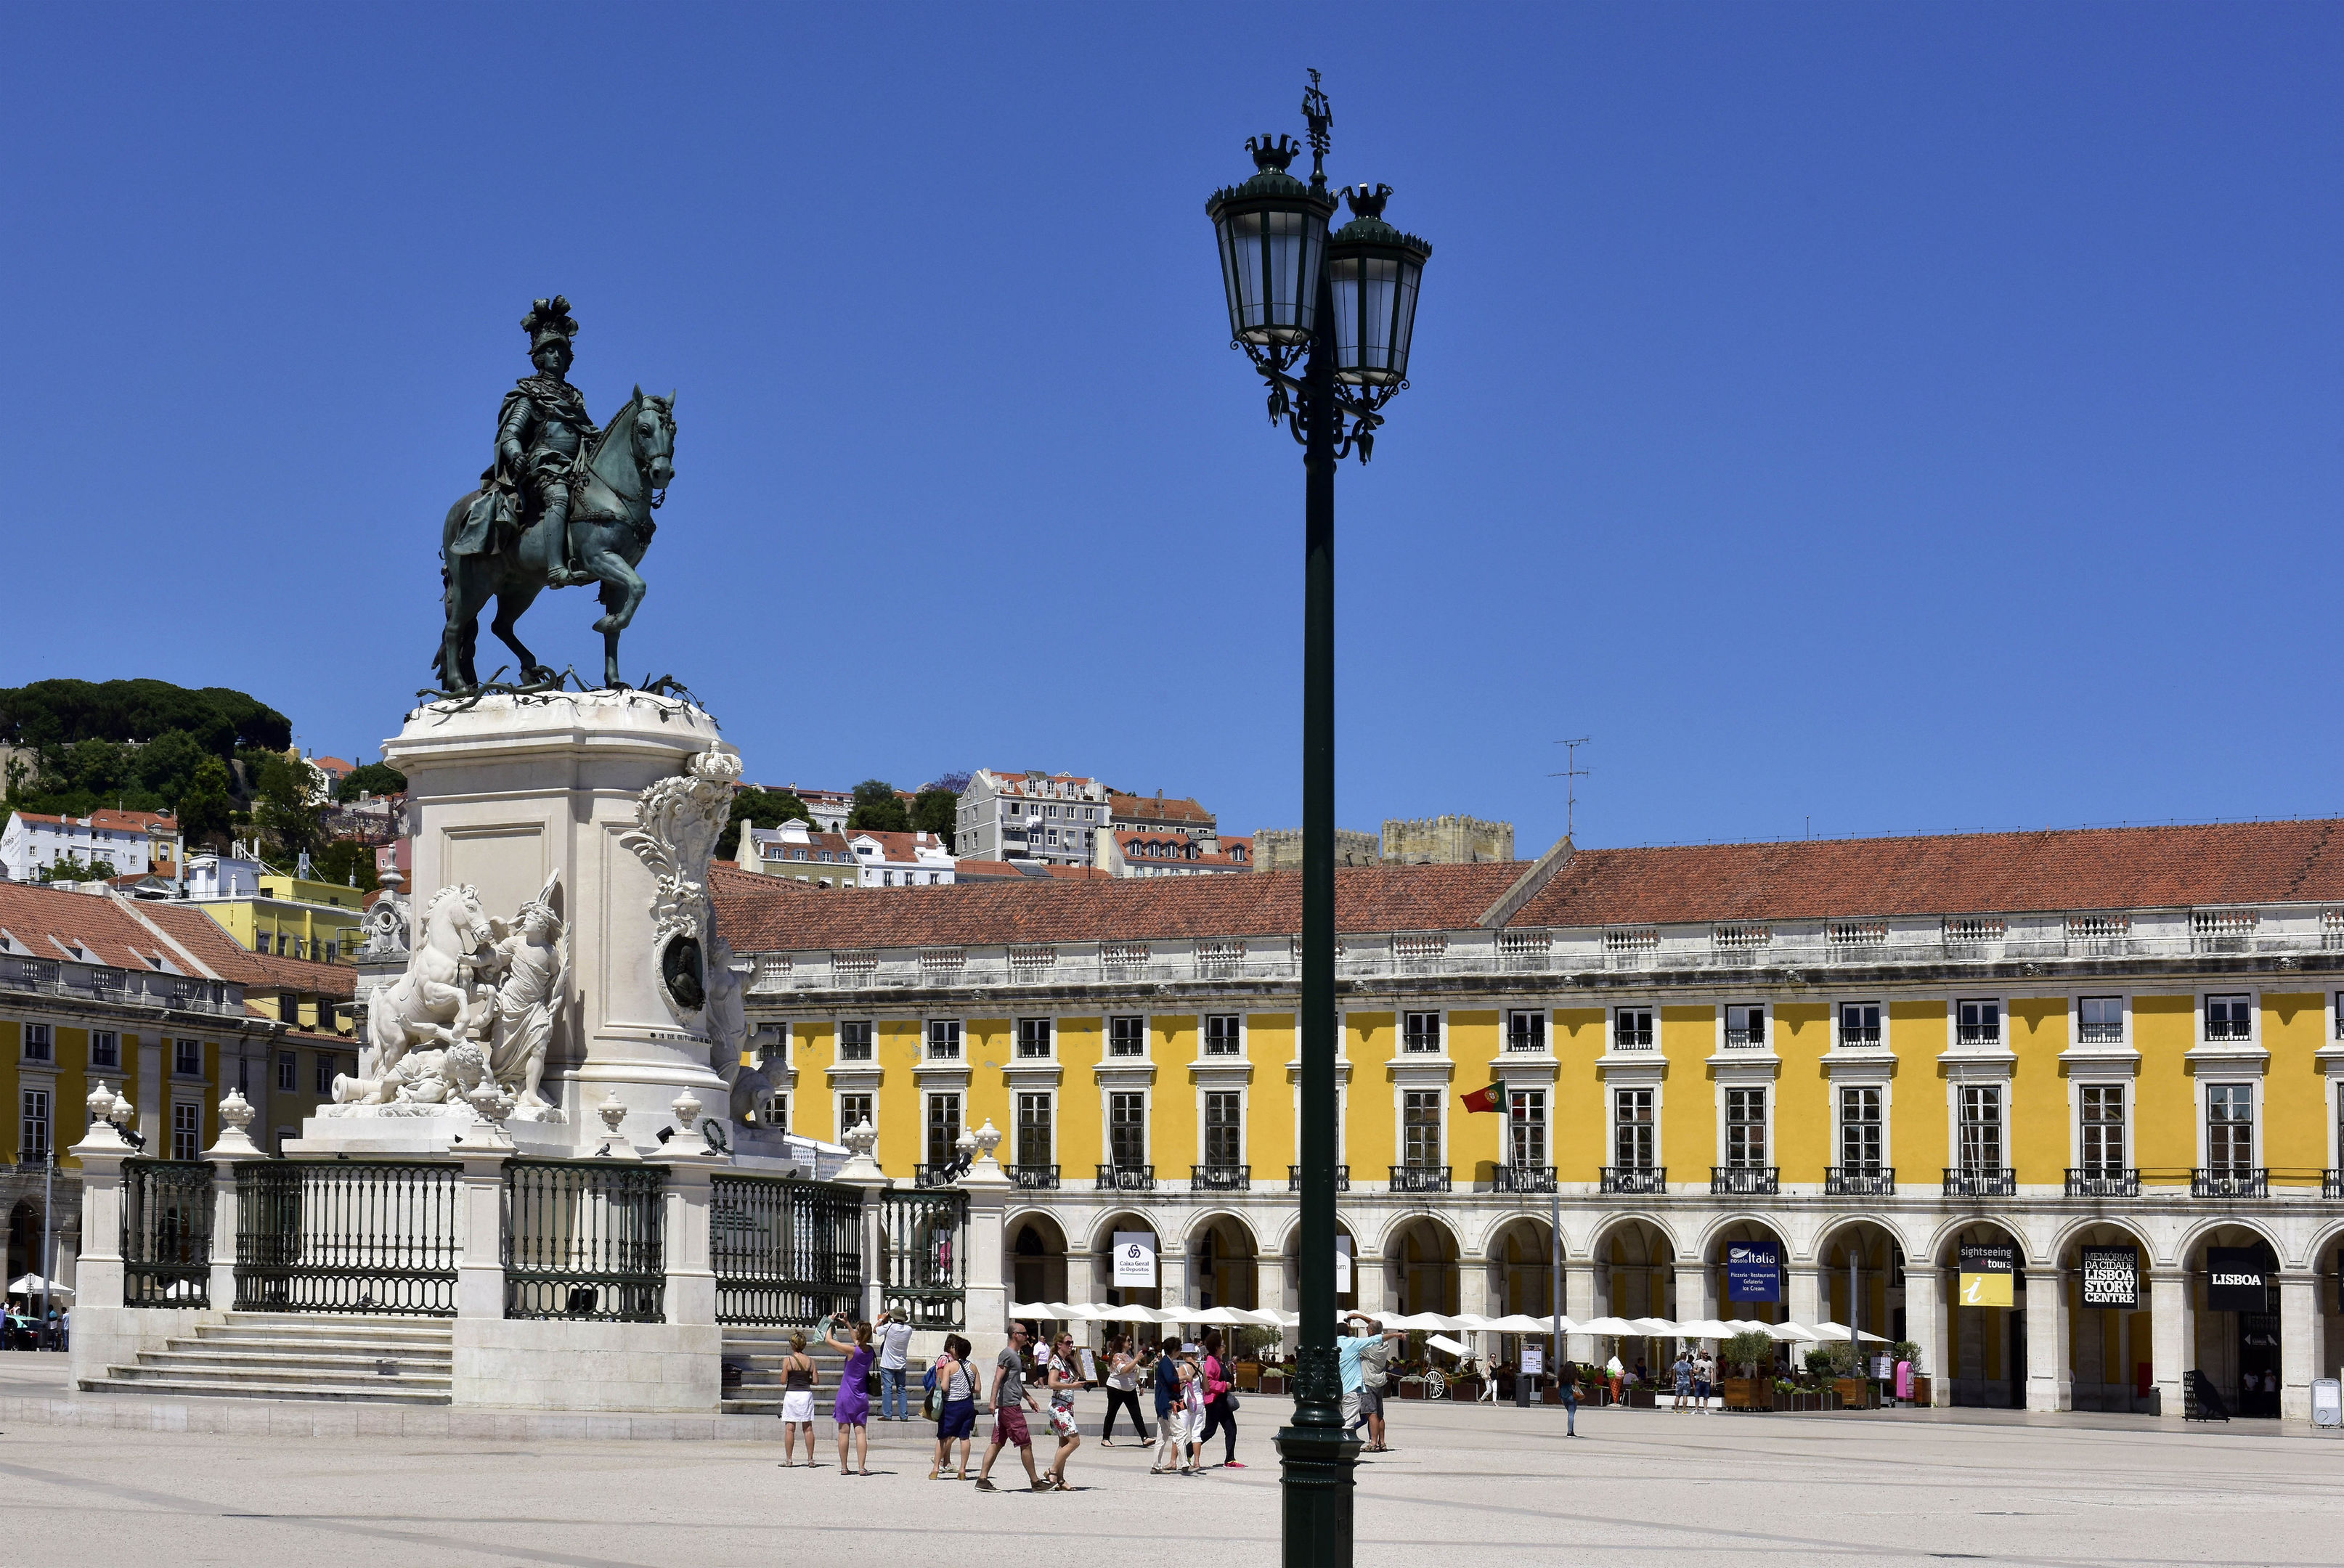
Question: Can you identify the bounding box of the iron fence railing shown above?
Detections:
[123,1158,213,1307]
[1493,1164,1557,1194]
[710,1172,861,1326]
[1943,1167,2017,1199]
[1288,1164,1350,1192]
[235,1159,460,1315]
[880,1188,966,1331]
[503,1160,665,1323]
[1388,1164,1452,1194]
[2067,1168,2141,1199]
[1009,1164,1061,1190]
[1190,1164,1251,1193]
[1096,1164,1155,1192]
[2192,1167,2267,1199]
[1824,1167,1895,1196]
[1601,1166,1666,1196]
[1709,1166,1778,1196]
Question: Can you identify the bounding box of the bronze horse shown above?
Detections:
[436,388,676,691]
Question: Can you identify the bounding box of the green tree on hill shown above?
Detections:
[911,786,958,849]
[716,787,815,861]
[335,762,407,802]
[846,778,911,834]
[310,838,383,891]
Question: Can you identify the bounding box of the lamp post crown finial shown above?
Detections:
[1246,134,1300,174]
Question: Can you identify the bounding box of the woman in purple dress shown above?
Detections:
[825,1315,876,1474]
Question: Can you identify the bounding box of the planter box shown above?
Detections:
[1722,1377,1769,1410]
[1258,1372,1289,1396]
[1626,1387,1657,1409]
[1833,1378,1875,1410]
[1908,1376,1931,1407]
[1452,1378,1484,1401]
[1233,1361,1262,1392]
[1773,1389,1839,1412]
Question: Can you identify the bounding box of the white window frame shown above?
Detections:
[1835,1000,1884,1049]
[2072,1078,2133,1174]
[1401,1009,1444,1055]
[1835,1082,1889,1176]
[1611,1084,1659,1172]
[1203,1013,1245,1058]
[174,1037,203,1078]
[22,1022,53,1063]
[924,1017,963,1061]
[1107,1014,1149,1060]
[1953,997,2005,1048]
[1015,1016,1055,1061]
[1504,1008,1548,1054]
[1014,1088,1056,1170]
[1397,1086,1445,1172]
[171,1101,201,1161]
[836,1090,876,1151]
[1506,1085,1549,1169]
[1956,1082,2006,1175]
[89,1029,120,1070]
[2074,992,2129,1048]
[2201,990,2258,1045]
[1610,1004,1656,1053]
[1104,1087,1151,1172]
[1200,1086,1246,1169]
[2198,1079,2261,1170]
[1719,1082,1770,1170]
[1721,1001,1768,1051]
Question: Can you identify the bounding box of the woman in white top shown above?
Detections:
[1099,1334,1145,1446]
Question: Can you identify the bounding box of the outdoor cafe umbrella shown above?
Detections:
[4,1275,70,1297]
[1574,1316,1639,1339]
[1769,1320,1824,1342]
[1486,1313,1573,1335]
[1388,1311,1457,1332]
[1811,1321,1891,1344]
[1626,1317,1681,1337]
[1719,1318,1799,1341]
[1674,1318,1738,1340]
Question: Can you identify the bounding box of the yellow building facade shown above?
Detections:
[726,819,2344,1423]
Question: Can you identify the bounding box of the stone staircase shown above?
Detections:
[81,1312,454,1405]
[723,1326,908,1417]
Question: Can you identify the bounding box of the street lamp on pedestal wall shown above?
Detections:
[1206,70,1431,1568]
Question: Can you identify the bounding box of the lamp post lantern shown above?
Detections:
[1207,70,1430,1568]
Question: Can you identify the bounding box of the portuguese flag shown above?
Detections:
[1460,1084,1502,1114]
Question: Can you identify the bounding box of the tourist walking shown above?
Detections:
[1150,1336,1187,1474]
[1560,1362,1581,1437]
[777,1330,819,1468]
[1099,1335,1146,1446]
[824,1314,874,1474]
[1177,1343,1208,1474]
[876,1308,916,1421]
[975,1322,1049,1493]
[1694,1349,1715,1413]
[1197,1329,1243,1469]
[1671,1350,1692,1412]
[1340,1315,1405,1453]
[1041,1331,1090,1490]
[928,1334,979,1481]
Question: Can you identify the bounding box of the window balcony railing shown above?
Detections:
[1096,1164,1155,1192]
[1710,1166,1778,1196]
[1493,1164,1557,1194]
[1839,1027,1883,1048]
[1288,1164,1349,1193]
[1613,1029,1655,1050]
[1190,1164,1250,1193]
[2192,1167,2267,1199]
[2203,1020,2253,1042]
[1388,1164,1452,1194]
[1601,1166,1666,1196]
[1009,1164,1060,1191]
[1943,1167,2017,1199]
[912,1163,961,1190]
[1955,1025,2001,1045]
[2066,1167,2141,1199]
[1722,1028,1765,1050]
[1825,1166,1895,1196]
[2076,1022,2125,1045]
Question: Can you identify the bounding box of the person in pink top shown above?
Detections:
[1197,1328,1243,1469]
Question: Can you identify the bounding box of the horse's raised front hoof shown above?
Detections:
[592,613,619,634]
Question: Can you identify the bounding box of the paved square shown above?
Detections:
[3,1381,2339,1568]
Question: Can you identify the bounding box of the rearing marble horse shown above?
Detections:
[435,388,676,691]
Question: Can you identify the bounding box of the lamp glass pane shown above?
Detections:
[1229,212,1268,335]
[1329,254,1362,367]
[1264,209,1307,333]
[1361,256,1399,374]
[1390,260,1420,380]
[1216,218,1244,337]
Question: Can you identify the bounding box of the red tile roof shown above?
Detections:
[0,881,185,970]
[135,903,357,998]
[710,818,2344,952]
[1110,793,1215,825]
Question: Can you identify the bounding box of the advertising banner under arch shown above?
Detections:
[1958,1242,2016,1307]
[1725,1241,1782,1302]
[2080,1246,2140,1310]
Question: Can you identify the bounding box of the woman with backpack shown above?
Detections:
[777,1329,820,1468]
[927,1334,979,1481]
[1099,1334,1145,1446]
[1197,1329,1242,1469]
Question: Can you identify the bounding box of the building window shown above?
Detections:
[2078,996,2124,1045]
[2206,1083,2254,1172]
[1109,1016,1147,1058]
[21,1089,51,1163]
[1956,1000,2001,1045]
[277,1052,296,1092]
[838,1092,874,1139]
[1108,1092,1147,1169]
[1402,1011,1441,1053]
[1725,1004,1765,1048]
[314,1055,336,1095]
[1838,1086,1884,1175]
[2079,1085,2125,1175]
[1401,1090,1442,1169]
[1725,1087,1766,1168]
[1958,1085,2003,1174]
[1613,1087,1655,1171]
[1614,1008,1654,1050]
[89,1029,119,1069]
[1204,1015,1242,1056]
[1508,1088,1547,1167]
[2205,995,2254,1042]
[1839,1002,1881,1047]
[1016,1093,1052,1169]
[926,1018,962,1060]
[174,1038,202,1077]
[172,1103,200,1161]
[838,1020,874,1062]
[1505,1010,1546,1053]
[1204,1090,1242,1167]
[23,1023,52,1062]
[925,1093,962,1168]
[1016,1017,1052,1058]
[758,1092,788,1134]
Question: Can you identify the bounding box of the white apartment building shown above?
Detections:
[738,820,863,886]
[957,770,1110,868]
[1,809,182,883]
[847,830,956,887]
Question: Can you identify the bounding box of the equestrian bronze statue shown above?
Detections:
[436,297,676,692]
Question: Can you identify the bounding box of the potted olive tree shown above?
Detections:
[1720,1329,1775,1410]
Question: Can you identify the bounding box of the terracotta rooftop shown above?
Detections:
[137,902,357,997]
[0,881,188,971]
[1109,793,1215,825]
[711,819,2344,951]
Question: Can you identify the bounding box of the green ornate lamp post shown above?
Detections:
[1207,71,1430,1568]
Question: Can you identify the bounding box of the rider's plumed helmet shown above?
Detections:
[521,295,579,354]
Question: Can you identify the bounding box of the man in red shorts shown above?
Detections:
[976,1322,1049,1493]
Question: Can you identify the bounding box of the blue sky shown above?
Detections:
[4,4,2337,853]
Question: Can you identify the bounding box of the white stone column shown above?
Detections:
[959,1122,1011,1368]
[1159,1247,1191,1318]
[2279,1270,2316,1422]
[2149,1267,2189,1415]
[1065,1249,1098,1349]
[1352,1253,1387,1317]
[661,1149,721,1328]
[1905,1267,1946,1406]
[1674,1262,1714,1341]
[1257,1255,1293,1357]
[203,1090,264,1312]
[1565,1260,1598,1363]
[1787,1263,1823,1328]
[836,1120,890,1324]
[2025,1266,2069,1412]
[64,1090,131,1389]
[451,1144,509,1322]
[1460,1254,1493,1365]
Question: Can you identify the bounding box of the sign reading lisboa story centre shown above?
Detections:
[2080,1246,2141,1310]
[1958,1243,2017,1307]
[1112,1231,1158,1288]
[1726,1241,1782,1302]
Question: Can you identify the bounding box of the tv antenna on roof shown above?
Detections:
[1550,738,1591,840]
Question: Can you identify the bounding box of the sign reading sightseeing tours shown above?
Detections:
[2206,1246,2271,1313]
[1112,1231,1158,1288]
[1958,1243,2017,1307]
[2080,1246,2141,1310]
[1725,1241,1783,1302]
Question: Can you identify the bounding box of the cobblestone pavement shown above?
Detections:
[2,1379,2340,1568]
